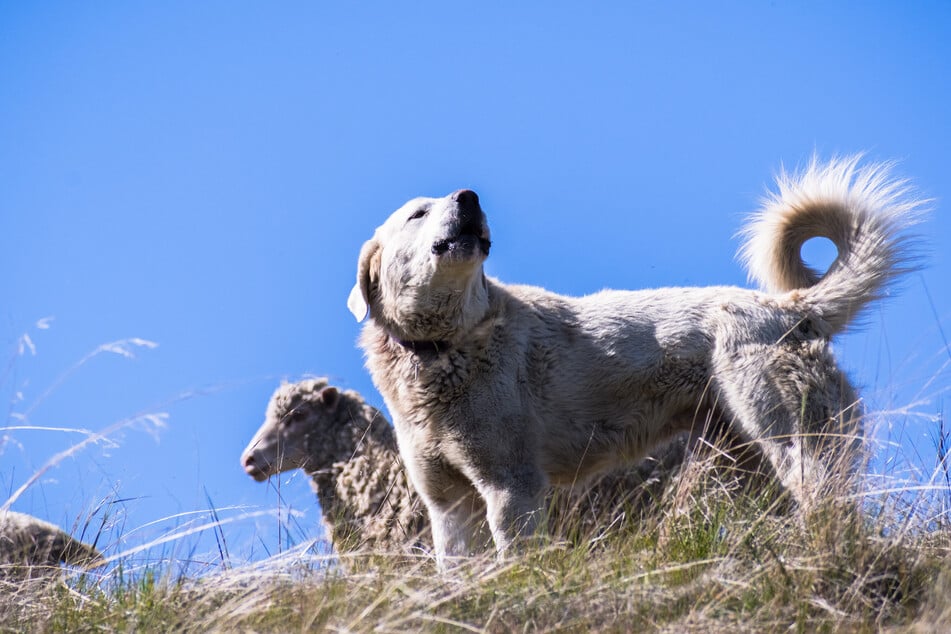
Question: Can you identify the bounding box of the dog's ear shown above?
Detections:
[347,238,381,322]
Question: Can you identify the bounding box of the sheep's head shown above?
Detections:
[241,379,342,482]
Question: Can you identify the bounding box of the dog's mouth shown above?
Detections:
[432,214,491,259]
[431,231,492,258]
[430,189,491,261]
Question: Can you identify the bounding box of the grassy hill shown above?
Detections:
[4,451,950,633]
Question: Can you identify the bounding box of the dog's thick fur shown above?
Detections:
[347,157,922,567]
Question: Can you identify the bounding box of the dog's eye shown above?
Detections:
[407,208,428,221]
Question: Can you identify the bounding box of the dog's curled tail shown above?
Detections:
[739,155,926,333]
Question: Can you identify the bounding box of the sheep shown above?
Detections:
[241,378,429,553]
[0,510,105,580]
[241,378,687,555]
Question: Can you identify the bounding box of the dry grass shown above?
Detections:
[4,445,951,633]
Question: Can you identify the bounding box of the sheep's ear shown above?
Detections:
[319,386,340,411]
[347,238,381,322]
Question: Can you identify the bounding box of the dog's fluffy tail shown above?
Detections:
[739,155,926,333]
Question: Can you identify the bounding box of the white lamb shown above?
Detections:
[0,510,104,579]
[241,379,685,554]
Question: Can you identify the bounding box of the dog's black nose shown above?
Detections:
[451,189,480,210]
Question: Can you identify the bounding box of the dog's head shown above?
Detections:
[347,189,492,340]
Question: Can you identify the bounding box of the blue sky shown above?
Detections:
[2,2,949,570]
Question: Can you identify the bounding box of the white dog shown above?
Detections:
[347,157,921,567]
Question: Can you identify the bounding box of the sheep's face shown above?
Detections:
[241,380,341,482]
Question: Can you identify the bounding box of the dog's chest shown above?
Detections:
[387,344,508,435]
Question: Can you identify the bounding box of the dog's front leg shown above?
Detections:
[426,489,488,569]
[475,464,547,558]
[405,460,490,569]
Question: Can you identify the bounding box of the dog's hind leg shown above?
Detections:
[712,340,862,509]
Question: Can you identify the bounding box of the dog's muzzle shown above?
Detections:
[431,189,492,257]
